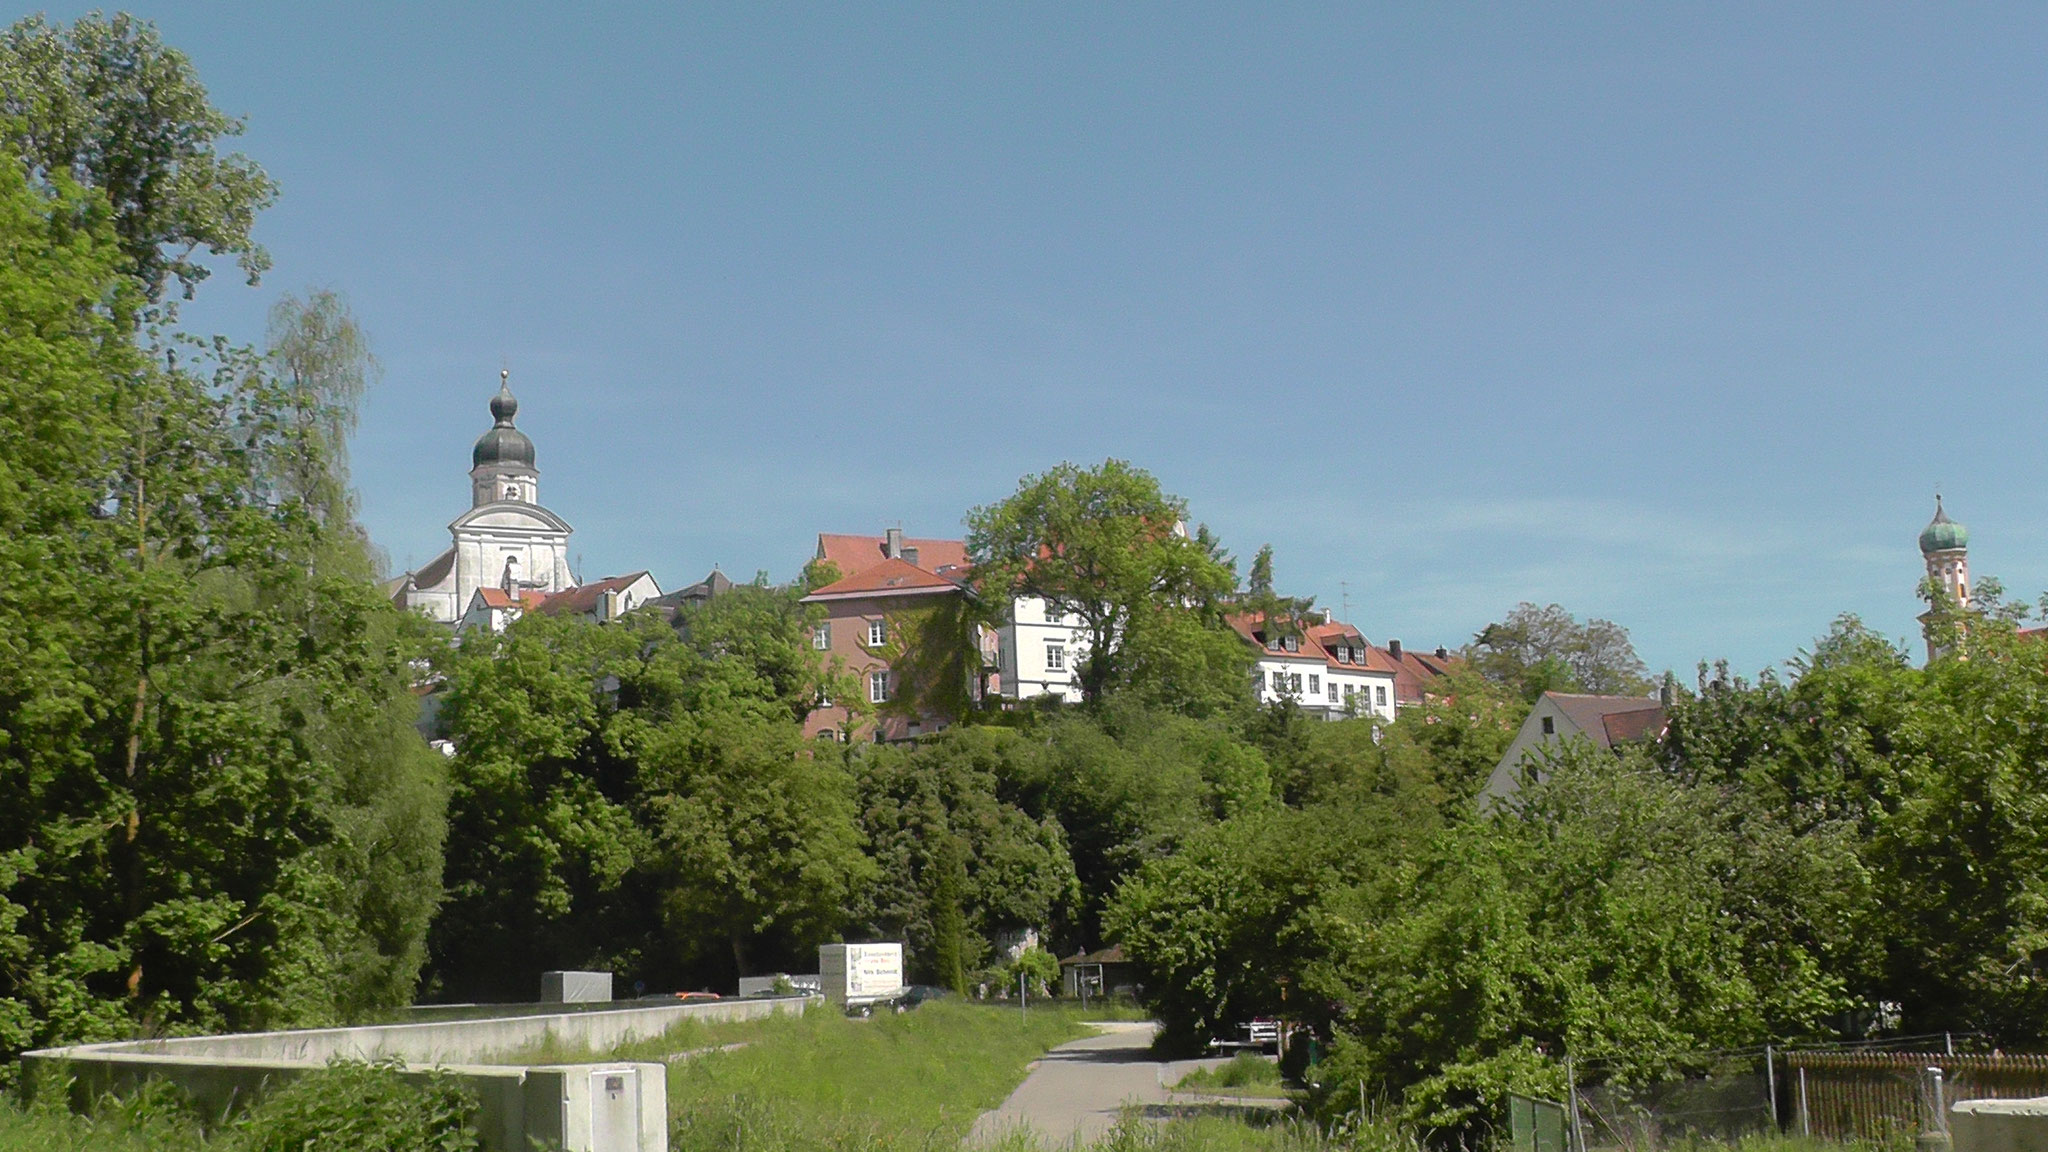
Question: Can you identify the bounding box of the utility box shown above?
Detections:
[526,1062,666,1152]
[541,970,614,1004]
[818,943,905,1006]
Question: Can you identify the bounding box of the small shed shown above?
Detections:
[1059,944,1138,998]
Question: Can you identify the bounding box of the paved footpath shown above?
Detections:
[968,1022,1237,1148]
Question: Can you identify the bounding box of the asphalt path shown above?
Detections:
[967,1022,1251,1148]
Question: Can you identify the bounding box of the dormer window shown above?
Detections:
[1283,636,1299,653]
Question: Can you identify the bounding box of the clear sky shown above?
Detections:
[57,3,2048,679]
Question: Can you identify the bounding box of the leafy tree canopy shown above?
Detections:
[0,12,278,303]
[1465,601,1651,701]
[967,459,1239,704]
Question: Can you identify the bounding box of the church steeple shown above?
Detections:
[471,370,539,506]
[1918,494,1970,662]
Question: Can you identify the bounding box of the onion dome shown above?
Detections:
[1919,496,1967,554]
[472,371,536,469]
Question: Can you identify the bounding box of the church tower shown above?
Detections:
[471,370,540,507]
[1918,496,1969,662]
[386,372,575,624]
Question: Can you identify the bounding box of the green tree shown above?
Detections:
[967,460,1239,704]
[431,609,876,995]
[673,577,830,725]
[1663,614,2048,1040]
[1466,601,1651,701]
[254,289,379,534]
[851,728,1079,985]
[0,154,445,1051]
[0,12,277,303]
[1304,745,1863,1136]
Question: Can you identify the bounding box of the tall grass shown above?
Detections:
[663,1001,1100,1151]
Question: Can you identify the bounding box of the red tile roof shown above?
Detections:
[474,587,549,610]
[1308,621,1399,672]
[1227,612,1333,663]
[1542,692,1666,748]
[815,533,969,576]
[533,571,652,617]
[801,557,968,601]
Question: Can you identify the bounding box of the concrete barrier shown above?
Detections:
[1952,1097,2048,1152]
[24,995,807,1152]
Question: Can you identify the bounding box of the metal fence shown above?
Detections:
[1784,1052,2048,1143]
[1555,1040,2048,1150]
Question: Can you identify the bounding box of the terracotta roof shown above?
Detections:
[1308,621,1396,672]
[1058,944,1128,966]
[1543,692,1665,748]
[1227,612,1332,663]
[801,557,967,601]
[1365,643,1462,703]
[474,587,548,610]
[533,571,652,617]
[815,533,969,575]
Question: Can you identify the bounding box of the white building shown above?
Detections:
[1480,691,1667,805]
[998,596,1089,703]
[1229,612,1400,721]
[388,373,577,624]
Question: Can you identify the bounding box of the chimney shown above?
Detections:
[1435,646,1449,660]
[1388,639,1403,660]
[884,527,904,560]
[903,545,920,569]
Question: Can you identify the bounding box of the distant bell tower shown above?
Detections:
[1918,495,1970,661]
[471,370,539,507]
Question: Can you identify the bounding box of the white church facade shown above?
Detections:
[388,373,579,624]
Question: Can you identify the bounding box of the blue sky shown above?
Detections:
[62,3,2048,678]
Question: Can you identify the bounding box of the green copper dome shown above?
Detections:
[472,375,535,469]
[1919,497,1967,554]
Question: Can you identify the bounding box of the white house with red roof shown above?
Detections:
[455,571,663,636]
[1482,691,1669,804]
[1229,611,1434,721]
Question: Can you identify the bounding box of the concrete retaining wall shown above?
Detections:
[23,996,806,1152]
[1954,1096,2048,1152]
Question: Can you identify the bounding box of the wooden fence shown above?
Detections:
[1784,1052,2048,1142]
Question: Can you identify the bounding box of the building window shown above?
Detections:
[1328,682,1339,703]
[869,670,890,703]
[1288,673,1303,694]
[1376,686,1388,707]
[867,619,887,647]
[815,729,837,741]
[1283,636,1299,652]
[1046,644,1066,671]
[1541,715,1554,735]
[812,623,831,650]
[1044,604,1063,625]
[1343,684,1355,699]
[1308,674,1321,695]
